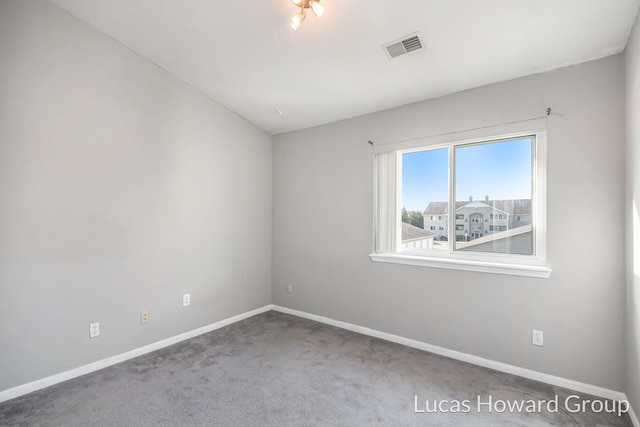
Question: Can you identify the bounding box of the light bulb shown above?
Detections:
[291,11,306,30]
[310,1,324,17]
[290,0,303,5]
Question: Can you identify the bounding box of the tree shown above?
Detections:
[401,207,424,229]
[408,210,424,229]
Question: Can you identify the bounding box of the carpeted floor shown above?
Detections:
[0,311,632,426]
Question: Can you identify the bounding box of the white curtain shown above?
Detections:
[374,151,399,253]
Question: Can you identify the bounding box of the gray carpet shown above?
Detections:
[0,311,632,426]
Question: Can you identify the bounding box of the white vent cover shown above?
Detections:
[382,33,425,60]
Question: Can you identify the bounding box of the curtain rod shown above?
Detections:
[368,108,552,147]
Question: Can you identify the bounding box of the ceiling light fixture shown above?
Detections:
[290,0,324,30]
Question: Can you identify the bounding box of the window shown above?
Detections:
[371,123,549,278]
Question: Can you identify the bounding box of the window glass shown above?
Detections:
[454,137,533,255]
[401,148,448,251]
[400,136,535,256]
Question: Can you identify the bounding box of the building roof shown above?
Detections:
[423,201,469,215]
[423,199,531,216]
[423,202,449,215]
[456,224,532,249]
[402,222,435,242]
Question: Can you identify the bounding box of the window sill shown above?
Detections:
[369,253,551,278]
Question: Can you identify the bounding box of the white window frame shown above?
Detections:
[370,119,551,278]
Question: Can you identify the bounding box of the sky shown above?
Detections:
[401,137,533,212]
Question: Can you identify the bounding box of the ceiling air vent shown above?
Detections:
[382,33,425,60]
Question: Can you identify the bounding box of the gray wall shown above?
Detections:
[273,56,626,391]
[626,8,640,418]
[0,0,272,391]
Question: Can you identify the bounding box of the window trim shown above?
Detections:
[370,119,550,279]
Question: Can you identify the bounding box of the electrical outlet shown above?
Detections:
[183,293,191,307]
[532,329,544,346]
[287,284,293,294]
[89,322,100,338]
[140,311,150,325]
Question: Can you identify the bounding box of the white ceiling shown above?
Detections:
[49,0,640,135]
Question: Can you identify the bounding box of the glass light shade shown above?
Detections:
[290,0,303,5]
[290,11,306,30]
[310,1,324,17]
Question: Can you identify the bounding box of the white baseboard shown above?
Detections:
[0,305,271,404]
[271,305,636,423]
